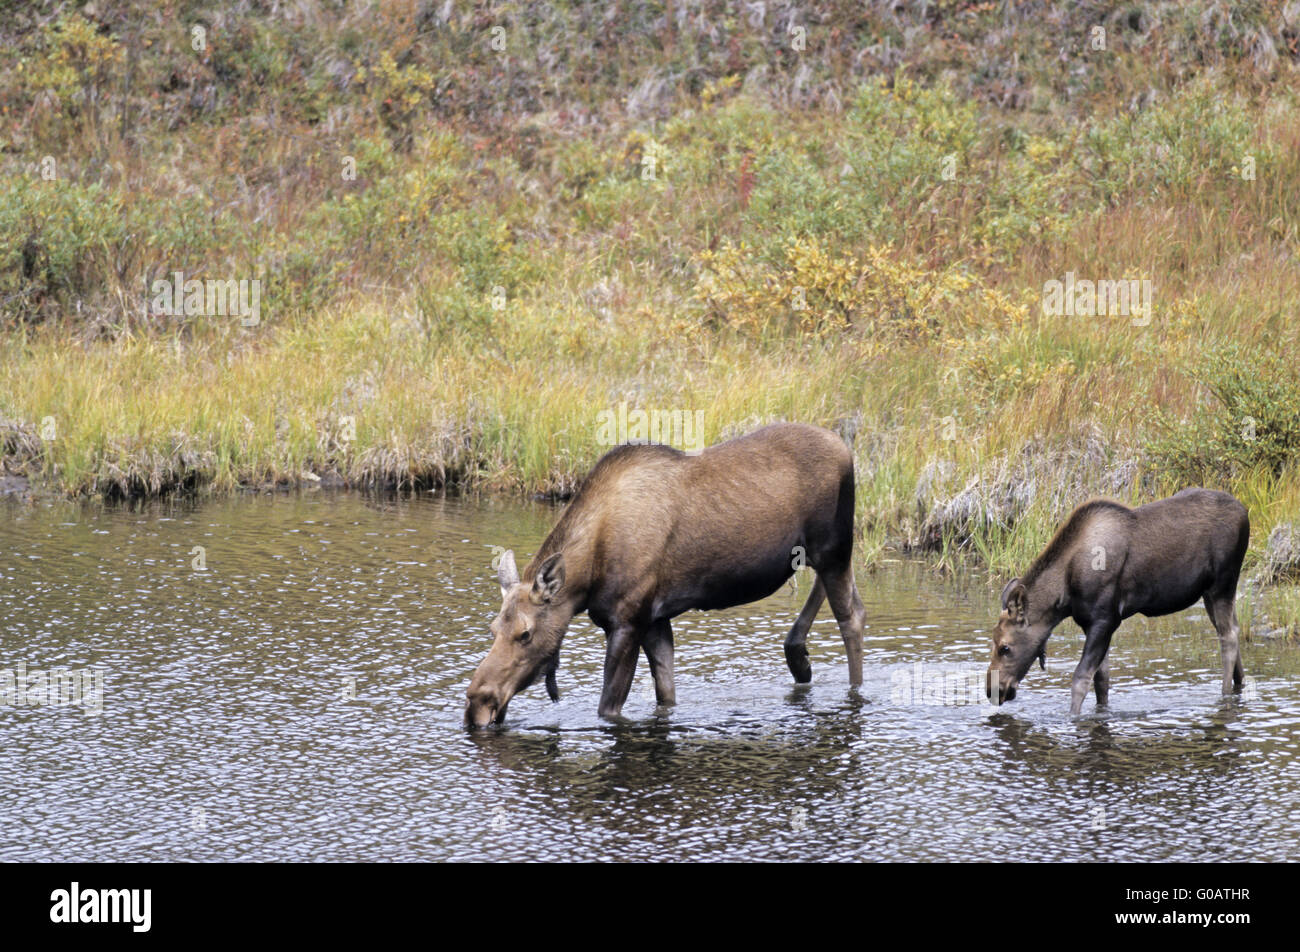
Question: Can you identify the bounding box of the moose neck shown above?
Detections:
[1021,560,1072,631]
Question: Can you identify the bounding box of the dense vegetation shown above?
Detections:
[2,1,1298,629]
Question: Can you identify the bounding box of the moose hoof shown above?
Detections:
[785,645,813,684]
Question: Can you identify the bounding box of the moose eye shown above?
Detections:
[998,644,1012,657]
[519,630,532,644]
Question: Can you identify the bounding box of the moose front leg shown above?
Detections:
[598,625,640,719]
[641,618,676,706]
[1092,655,1110,707]
[1071,619,1117,715]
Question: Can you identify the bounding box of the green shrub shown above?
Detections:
[1146,344,1300,483]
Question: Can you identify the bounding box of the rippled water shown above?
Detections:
[1,492,1297,861]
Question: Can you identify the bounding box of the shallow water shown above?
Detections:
[1,492,1297,861]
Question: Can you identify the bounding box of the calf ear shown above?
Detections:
[497,550,520,595]
[531,552,565,604]
[1001,578,1028,623]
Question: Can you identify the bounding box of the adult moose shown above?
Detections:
[465,423,866,728]
[986,488,1250,715]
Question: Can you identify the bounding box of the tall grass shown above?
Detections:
[2,2,1299,629]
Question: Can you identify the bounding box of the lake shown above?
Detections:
[1,492,1296,861]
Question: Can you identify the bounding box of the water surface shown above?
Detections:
[1,492,1297,861]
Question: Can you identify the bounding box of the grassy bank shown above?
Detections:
[3,2,1300,633]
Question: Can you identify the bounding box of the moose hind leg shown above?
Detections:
[784,578,825,684]
[821,565,865,687]
[1204,594,1244,695]
[641,618,676,706]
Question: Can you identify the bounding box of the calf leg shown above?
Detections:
[641,618,676,706]
[598,626,640,719]
[821,564,865,687]
[1203,594,1244,695]
[1093,655,1110,706]
[1070,619,1117,715]
[784,577,825,683]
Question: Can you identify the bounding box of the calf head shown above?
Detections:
[986,577,1050,705]
[465,550,568,729]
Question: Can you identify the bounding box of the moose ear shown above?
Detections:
[531,552,565,604]
[1001,578,1028,623]
[497,550,520,595]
